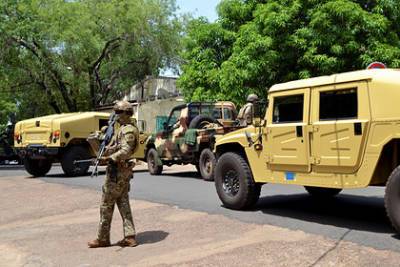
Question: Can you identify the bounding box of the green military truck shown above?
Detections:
[144,102,238,181]
[14,112,110,177]
[213,68,400,233]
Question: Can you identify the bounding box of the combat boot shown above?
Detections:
[87,239,110,248]
[117,236,138,247]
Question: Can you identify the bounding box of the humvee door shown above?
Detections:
[310,82,369,173]
[266,88,311,172]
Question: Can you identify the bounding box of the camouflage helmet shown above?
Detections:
[113,100,133,114]
[247,94,259,103]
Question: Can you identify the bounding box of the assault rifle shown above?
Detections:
[74,112,117,177]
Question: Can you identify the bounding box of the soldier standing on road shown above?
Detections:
[237,94,259,126]
[88,100,139,248]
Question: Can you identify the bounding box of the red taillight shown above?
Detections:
[53,130,61,139]
[52,130,61,143]
[14,132,22,144]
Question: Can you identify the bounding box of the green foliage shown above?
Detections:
[178,0,400,106]
[0,0,183,123]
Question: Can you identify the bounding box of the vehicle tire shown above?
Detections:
[215,152,261,210]
[189,115,215,129]
[385,166,400,233]
[304,186,342,198]
[199,148,216,181]
[147,148,163,175]
[24,157,52,177]
[61,146,91,177]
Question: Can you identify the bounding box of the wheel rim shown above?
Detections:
[222,169,240,196]
[149,153,156,170]
[74,156,83,173]
[199,121,211,129]
[202,155,212,175]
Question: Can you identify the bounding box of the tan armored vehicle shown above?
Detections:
[14,112,111,176]
[15,111,149,177]
[214,68,400,233]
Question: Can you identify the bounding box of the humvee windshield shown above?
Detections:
[166,106,184,128]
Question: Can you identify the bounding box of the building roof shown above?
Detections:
[269,69,400,92]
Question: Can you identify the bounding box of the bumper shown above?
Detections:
[16,145,59,159]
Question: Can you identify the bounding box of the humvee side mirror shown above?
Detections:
[163,122,168,130]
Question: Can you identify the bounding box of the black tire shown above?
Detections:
[215,152,261,210]
[385,166,400,233]
[147,148,163,175]
[24,157,52,177]
[61,146,91,177]
[199,148,216,181]
[304,186,342,198]
[189,115,215,129]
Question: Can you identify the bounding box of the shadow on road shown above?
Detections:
[253,193,393,234]
[135,230,169,244]
[40,171,107,179]
[160,171,202,180]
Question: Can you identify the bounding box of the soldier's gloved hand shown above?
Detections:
[99,156,113,165]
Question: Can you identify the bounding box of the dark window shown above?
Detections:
[319,88,357,120]
[167,107,184,128]
[223,107,235,120]
[188,106,200,122]
[213,108,222,119]
[273,94,304,123]
[99,119,108,130]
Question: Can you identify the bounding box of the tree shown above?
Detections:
[0,0,183,121]
[178,0,400,106]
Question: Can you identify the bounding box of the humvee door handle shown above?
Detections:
[296,126,303,137]
[354,122,362,135]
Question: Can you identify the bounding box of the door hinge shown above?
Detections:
[266,155,273,163]
[312,125,319,133]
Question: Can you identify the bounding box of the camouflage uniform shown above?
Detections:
[97,123,139,242]
[89,100,139,248]
[237,94,259,126]
[237,103,254,126]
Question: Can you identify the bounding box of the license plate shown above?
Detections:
[26,132,47,141]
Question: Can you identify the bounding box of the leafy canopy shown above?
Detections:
[178,0,400,106]
[0,0,183,126]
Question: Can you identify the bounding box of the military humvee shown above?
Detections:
[14,112,110,177]
[144,102,237,181]
[214,68,400,233]
[15,111,149,177]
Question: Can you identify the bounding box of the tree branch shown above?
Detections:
[11,37,77,111]
[89,34,134,106]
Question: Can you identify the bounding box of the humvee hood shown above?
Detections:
[215,126,256,147]
[19,112,110,124]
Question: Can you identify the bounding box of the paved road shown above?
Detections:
[2,165,400,252]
